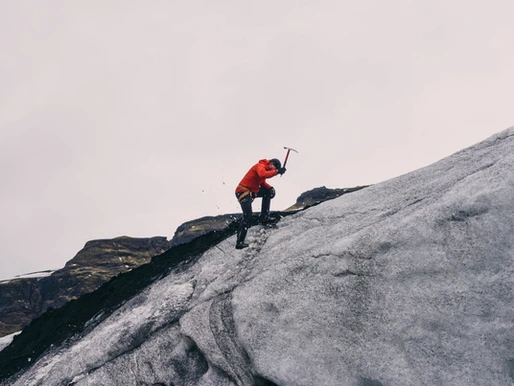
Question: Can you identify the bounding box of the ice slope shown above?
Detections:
[5,128,514,386]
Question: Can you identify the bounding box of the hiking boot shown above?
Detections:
[259,216,275,226]
[236,242,249,250]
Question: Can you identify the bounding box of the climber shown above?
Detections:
[235,158,286,249]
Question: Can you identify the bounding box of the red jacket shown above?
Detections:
[236,159,278,193]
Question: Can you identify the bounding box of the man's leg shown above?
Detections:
[236,194,253,249]
[256,186,275,223]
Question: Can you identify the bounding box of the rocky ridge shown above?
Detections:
[0,236,171,338]
[285,185,369,210]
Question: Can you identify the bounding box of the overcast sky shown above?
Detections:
[1,1,513,280]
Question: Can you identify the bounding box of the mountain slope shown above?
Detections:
[3,128,514,386]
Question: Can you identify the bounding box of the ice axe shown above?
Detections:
[283,146,298,169]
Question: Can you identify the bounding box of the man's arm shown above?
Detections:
[256,163,278,179]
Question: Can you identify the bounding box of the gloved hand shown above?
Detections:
[277,167,287,175]
[269,187,276,198]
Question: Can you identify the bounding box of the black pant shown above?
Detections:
[235,186,274,244]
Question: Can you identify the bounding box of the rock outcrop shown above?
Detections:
[0,236,170,338]
[170,214,240,247]
[285,185,369,210]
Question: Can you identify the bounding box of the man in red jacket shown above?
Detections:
[235,158,286,249]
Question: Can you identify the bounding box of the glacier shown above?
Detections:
[3,128,514,386]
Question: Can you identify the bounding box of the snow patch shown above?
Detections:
[0,270,55,283]
[0,331,21,352]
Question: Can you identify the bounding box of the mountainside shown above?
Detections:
[2,128,514,385]
[0,236,171,338]
[0,188,357,341]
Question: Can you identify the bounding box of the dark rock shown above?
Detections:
[286,185,369,210]
[0,236,170,338]
[170,215,240,247]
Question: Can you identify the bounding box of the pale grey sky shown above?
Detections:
[1,1,513,280]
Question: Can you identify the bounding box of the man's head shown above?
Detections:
[269,158,281,170]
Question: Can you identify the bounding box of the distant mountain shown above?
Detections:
[4,128,514,385]
[0,237,171,338]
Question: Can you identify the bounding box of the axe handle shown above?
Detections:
[283,149,291,168]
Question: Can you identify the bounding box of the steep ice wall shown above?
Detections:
[4,128,514,386]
